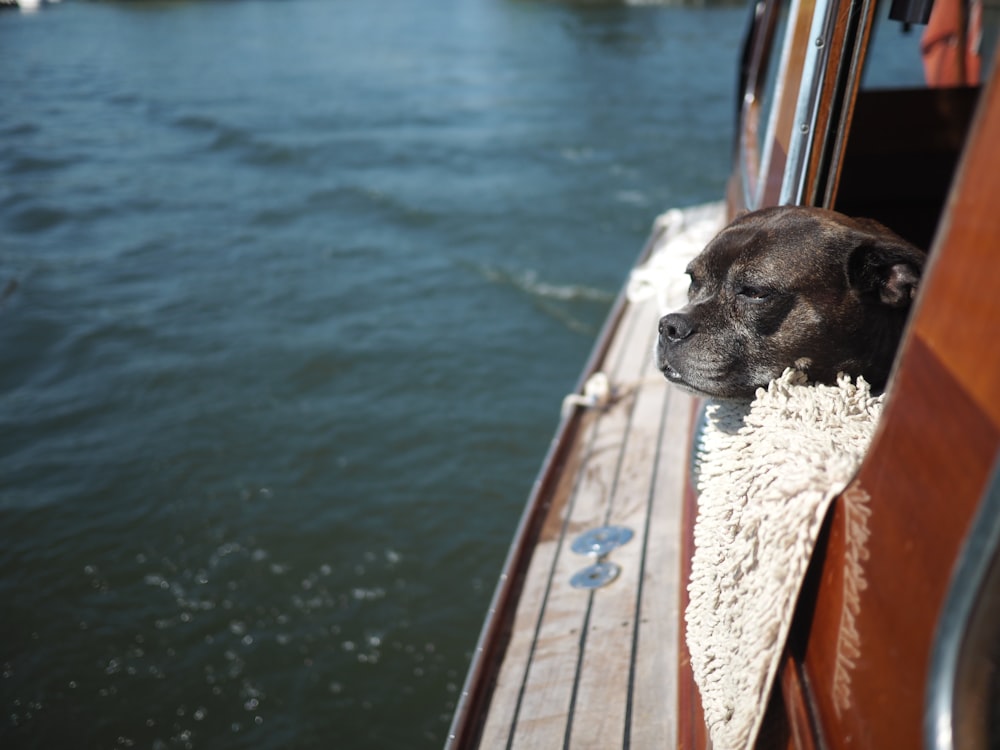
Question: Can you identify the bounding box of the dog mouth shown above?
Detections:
[657,340,741,398]
[656,342,693,388]
[659,361,682,382]
[658,360,695,389]
[658,357,750,400]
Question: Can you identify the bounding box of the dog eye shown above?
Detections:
[687,275,702,295]
[738,286,771,301]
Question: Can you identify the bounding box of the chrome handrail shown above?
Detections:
[925,453,1000,750]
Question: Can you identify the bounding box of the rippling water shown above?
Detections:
[1,0,743,747]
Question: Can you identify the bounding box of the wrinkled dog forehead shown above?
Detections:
[692,208,856,282]
[688,223,759,276]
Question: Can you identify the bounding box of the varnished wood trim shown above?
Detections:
[817,0,878,207]
[779,653,821,750]
[677,401,710,750]
[762,0,818,206]
[800,337,999,748]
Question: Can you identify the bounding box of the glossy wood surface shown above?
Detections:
[787,49,1000,749]
[803,0,876,207]
[677,421,710,750]
[761,0,814,207]
[735,0,817,212]
[713,5,1000,747]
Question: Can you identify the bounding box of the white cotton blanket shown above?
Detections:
[686,369,883,749]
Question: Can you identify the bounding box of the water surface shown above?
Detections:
[0,0,743,746]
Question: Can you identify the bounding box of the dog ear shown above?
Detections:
[847,235,925,308]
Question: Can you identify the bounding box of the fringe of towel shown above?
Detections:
[686,369,883,750]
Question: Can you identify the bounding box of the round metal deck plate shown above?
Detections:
[570,561,621,589]
[570,525,634,557]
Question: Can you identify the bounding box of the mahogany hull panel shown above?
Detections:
[790,49,1000,750]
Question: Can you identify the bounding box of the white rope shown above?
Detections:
[560,371,612,418]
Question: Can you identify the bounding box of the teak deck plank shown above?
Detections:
[478,286,640,748]
[510,303,649,748]
[478,289,690,749]
[570,323,668,748]
[572,318,666,747]
[629,384,692,749]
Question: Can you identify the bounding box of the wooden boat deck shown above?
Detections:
[452,262,697,748]
[482,292,693,748]
[447,2,1000,746]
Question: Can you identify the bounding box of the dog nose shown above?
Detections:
[659,313,694,342]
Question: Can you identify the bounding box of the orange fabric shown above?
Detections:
[922,0,982,85]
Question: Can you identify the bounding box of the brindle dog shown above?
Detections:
[655,206,926,399]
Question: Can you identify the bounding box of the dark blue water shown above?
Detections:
[0,0,743,746]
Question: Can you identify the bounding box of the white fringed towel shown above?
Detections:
[686,369,884,750]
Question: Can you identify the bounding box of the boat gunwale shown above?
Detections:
[444,220,673,749]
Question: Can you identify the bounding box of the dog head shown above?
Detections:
[655,206,926,399]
